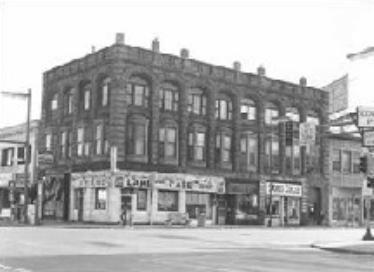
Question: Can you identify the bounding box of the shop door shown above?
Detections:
[226,195,236,225]
[75,189,84,222]
[283,197,301,226]
[63,173,70,221]
[121,191,132,225]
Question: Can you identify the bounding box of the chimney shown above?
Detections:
[233,61,241,72]
[115,33,125,45]
[91,46,96,53]
[257,65,266,77]
[180,48,189,59]
[152,38,160,53]
[300,77,307,87]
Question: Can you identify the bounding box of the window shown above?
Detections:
[101,78,110,106]
[81,83,91,110]
[51,94,58,111]
[17,146,25,165]
[305,112,320,173]
[265,135,279,173]
[60,131,67,159]
[332,149,341,172]
[67,131,72,158]
[95,188,106,210]
[240,132,258,171]
[215,132,232,164]
[77,128,84,156]
[127,120,148,156]
[127,77,149,107]
[64,89,73,115]
[159,84,179,112]
[240,98,256,121]
[265,102,279,125]
[215,98,232,120]
[286,107,300,122]
[1,148,14,166]
[352,151,360,173]
[266,197,280,216]
[45,133,52,152]
[188,88,207,115]
[158,190,178,211]
[159,127,177,159]
[95,124,103,155]
[188,130,206,162]
[342,150,352,173]
[137,189,147,211]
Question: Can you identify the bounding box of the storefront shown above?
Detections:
[70,170,225,225]
[330,187,362,227]
[265,181,302,226]
[225,179,260,225]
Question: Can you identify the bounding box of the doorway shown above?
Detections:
[74,189,84,222]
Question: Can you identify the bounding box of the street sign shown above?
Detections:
[299,122,316,146]
[363,130,374,147]
[357,106,374,127]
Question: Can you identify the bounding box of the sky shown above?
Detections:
[0,0,374,128]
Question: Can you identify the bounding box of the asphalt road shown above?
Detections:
[1,227,373,271]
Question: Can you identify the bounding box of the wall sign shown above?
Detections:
[72,172,111,188]
[266,182,302,197]
[114,172,152,188]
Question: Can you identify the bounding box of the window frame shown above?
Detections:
[95,188,107,210]
[159,126,178,159]
[159,85,179,112]
[188,88,207,116]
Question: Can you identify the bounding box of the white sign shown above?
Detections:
[0,173,12,187]
[363,130,374,147]
[266,182,302,197]
[72,171,112,188]
[299,122,316,146]
[357,106,374,127]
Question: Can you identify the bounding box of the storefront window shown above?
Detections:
[332,198,347,220]
[185,192,212,219]
[237,194,258,215]
[266,197,280,216]
[95,188,106,210]
[286,197,300,221]
[137,189,147,211]
[158,190,178,211]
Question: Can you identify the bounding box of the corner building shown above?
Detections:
[39,34,329,226]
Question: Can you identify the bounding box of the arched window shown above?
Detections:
[159,122,178,160]
[159,83,179,112]
[188,125,206,163]
[215,129,232,166]
[51,93,58,111]
[188,88,207,115]
[215,94,232,120]
[240,98,256,121]
[99,77,110,107]
[127,116,149,157]
[80,82,91,111]
[240,131,258,172]
[63,88,74,115]
[127,76,150,107]
[265,102,279,125]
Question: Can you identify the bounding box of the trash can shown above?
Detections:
[197,213,206,227]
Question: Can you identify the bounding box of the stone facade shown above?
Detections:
[39,34,329,225]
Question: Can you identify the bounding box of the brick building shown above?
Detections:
[39,33,329,226]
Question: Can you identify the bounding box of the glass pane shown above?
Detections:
[196,132,205,146]
[159,128,165,142]
[165,143,175,157]
[134,85,144,106]
[195,147,204,160]
[188,132,193,146]
[193,95,201,114]
[164,90,173,110]
[223,135,231,149]
[167,128,176,142]
[220,100,227,119]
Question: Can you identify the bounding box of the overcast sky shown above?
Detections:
[0,0,373,128]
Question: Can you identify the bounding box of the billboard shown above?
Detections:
[323,74,348,114]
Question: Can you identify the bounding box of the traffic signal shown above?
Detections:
[367,177,374,188]
[360,156,368,174]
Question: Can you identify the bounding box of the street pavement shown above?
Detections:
[1,226,374,271]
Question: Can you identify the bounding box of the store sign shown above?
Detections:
[154,174,225,194]
[266,182,302,197]
[357,106,374,127]
[72,172,111,188]
[0,173,12,187]
[38,152,54,170]
[114,172,152,188]
[227,182,258,194]
[363,130,374,147]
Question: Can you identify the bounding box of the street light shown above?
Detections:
[1,89,32,224]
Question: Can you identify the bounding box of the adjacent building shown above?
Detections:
[39,33,329,226]
[0,120,40,220]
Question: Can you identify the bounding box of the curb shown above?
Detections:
[311,243,374,256]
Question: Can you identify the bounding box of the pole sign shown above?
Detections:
[299,122,316,146]
[363,130,374,147]
[357,106,374,127]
